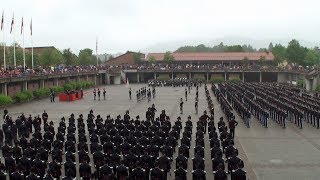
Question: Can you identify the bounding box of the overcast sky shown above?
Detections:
[1,0,320,54]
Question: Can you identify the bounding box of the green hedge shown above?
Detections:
[316,84,320,92]
[0,81,95,107]
[0,95,13,106]
[13,91,33,103]
[210,77,224,83]
[193,76,206,82]
[63,81,94,91]
[33,88,50,99]
[227,77,241,83]
[63,83,73,91]
[297,79,304,88]
[157,74,171,81]
[51,86,64,93]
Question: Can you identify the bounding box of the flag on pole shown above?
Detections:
[1,11,3,31]
[30,18,32,36]
[21,17,23,34]
[126,78,130,88]
[10,13,14,34]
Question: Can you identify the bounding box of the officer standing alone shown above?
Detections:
[103,88,106,100]
[180,98,184,114]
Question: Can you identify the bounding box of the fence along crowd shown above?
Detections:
[0,84,247,180]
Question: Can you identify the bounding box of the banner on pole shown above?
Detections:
[21,17,23,34]
[1,11,3,31]
[126,78,130,88]
[10,13,14,34]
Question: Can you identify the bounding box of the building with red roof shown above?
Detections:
[146,52,274,64]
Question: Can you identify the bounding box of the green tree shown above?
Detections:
[63,48,78,65]
[258,56,267,65]
[304,49,320,66]
[133,52,143,64]
[25,51,40,68]
[258,48,268,52]
[225,45,244,52]
[39,48,64,67]
[78,48,95,65]
[163,51,174,63]
[272,44,286,64]
[268,42,274,51]
[148,56,156,64]
[286,39,307,65]
[241,56,250,66]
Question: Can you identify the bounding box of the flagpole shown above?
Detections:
[2,22,5,70]
[96,37,98,66]
[22,18,25,70]
[30,18,33,69]
[13,14,16,67]
[31,35,33,69]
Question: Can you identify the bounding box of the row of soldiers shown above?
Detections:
[135,87,156,102]
[239,82,311,129]
[148,78,202,88]
[1,106,208,179]
[93,88,106,100]
[206,85,247,180]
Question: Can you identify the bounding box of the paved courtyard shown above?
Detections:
[1,84,320,179]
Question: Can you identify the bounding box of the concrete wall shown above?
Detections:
[27,81,40,92]
[45,79,54,88]
[277,72,288,83]
[7,83,22,96]
[114,76,121,85]
[304,79,311,91]
[59,79,67,86]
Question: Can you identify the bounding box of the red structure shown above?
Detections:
[59,92,83,101]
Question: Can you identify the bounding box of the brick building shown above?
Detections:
[105,52,145,66]
[25,46,57,55]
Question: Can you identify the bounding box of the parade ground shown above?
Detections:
[2,84,320,180]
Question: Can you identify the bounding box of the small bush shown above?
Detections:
[297,79,304,88]
[33,88,50,99]
[316,84,320,92]
[0,95,13,106]
[193,77,206,82]
[51,86,64,93]
[63,81,93,91]
[13,91,33,103]
[210,77,224,83]
[63,83,73,91]
[157,74,171,81]
[228,77,241,83]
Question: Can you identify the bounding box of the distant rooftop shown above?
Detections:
[146,52,274,61]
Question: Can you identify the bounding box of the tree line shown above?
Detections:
[0,44,101,68]
[175,40,320,66]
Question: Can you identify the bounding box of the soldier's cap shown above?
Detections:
[50,121,53,125]
[177,116,181,120]
[107,115,110,118]
[204,110,207,114]
[188,116,191,119]
[79,114,83,117]
[136,115,140,119]
[220,117,223,120]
